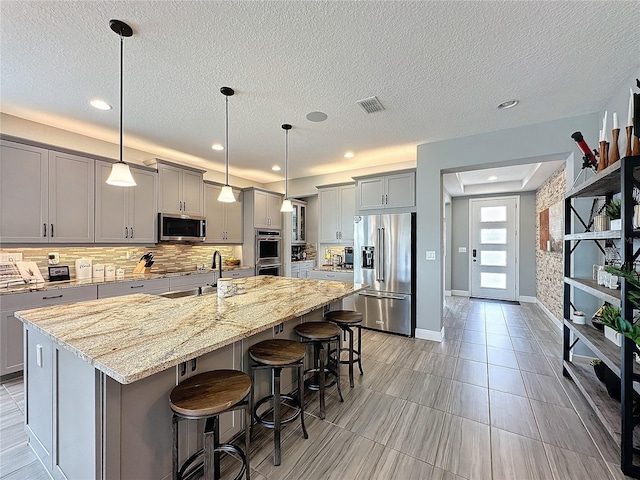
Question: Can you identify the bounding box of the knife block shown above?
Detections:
[133,260,147,274]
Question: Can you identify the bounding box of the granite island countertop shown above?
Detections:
[0,265,254,295]
[15,275,366,385]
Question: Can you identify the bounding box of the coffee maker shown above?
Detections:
[344,247,354,269]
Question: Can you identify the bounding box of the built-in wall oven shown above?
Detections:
[255,230,281,275]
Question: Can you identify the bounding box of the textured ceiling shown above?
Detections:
[1,1,639,184]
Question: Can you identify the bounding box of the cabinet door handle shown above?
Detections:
[130,227,134,239]
[385,194,388,205]
[43,223,47,237]
[51,224,54,237]
[382,194,385,205]
[125,227,128,238]
[42,294,63,300]
[339,231,342,239]
[130,285,144,289]
[191,358,197,372]
[36,344,43,367]
[179,201,183,211]
[180,362,187,377]
[183,202,186,211]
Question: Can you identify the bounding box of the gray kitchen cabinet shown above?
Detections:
[97,278,171,299]
[318,183,355,244]
[356,170,415,211]
[0,140,95,243]
[243,188,283,230]
[169,272,216,291]
[298,260,315,279]
[95,161,157,243]
[290,264,300,278]
[291,199,307,244]
[223,268,253,280]
[204,182,243,243]
[1,284,98,380]
[155,159,204,216]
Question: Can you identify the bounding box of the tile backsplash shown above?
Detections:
[0,244,241,279]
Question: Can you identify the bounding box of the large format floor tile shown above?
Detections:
[0,297,625,480]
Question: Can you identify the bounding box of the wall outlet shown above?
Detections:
[48,252,59,265]
[125,251,132,260]
[426,251,436,261]
[0,252,23,262]
[458,247,467,253]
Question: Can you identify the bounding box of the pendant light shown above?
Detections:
[280,124,293,212]
[106,19,136,187]
[217,87,236,203]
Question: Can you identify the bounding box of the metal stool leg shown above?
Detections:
[204,417,215,480]
[244,404,251,480]
[273,367,282,466]
[249,367,255,440]
[318,342,326,419]
[348,327,354,388]
[172,415,180,480]
[298,362,308,439]
[357,325,364,375]
[335,337,343,402]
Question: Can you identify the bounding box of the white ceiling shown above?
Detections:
[443,160,566,197]
[1,1,638,184]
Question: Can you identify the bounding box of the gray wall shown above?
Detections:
[449,192,536,297]
[444,202,452,292]
[416,113,598,334]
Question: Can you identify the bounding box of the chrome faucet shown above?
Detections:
[211,250,222,284]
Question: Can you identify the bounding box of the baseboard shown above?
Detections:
[536,299,563,330]
[519,295,537,304]
[451,290,469,297]
[415,326,444,342]
[444,290,452,297]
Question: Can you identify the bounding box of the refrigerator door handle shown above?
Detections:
[358,291,407,301]
[380,227,385,281]
[376,227,382,281]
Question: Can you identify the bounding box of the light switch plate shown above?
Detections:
[0,252,23,263]
[426,251,436,261]
[458,247,467,253]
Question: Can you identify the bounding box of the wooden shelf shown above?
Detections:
[566,161,622,199]
[564,231,621,241]
[564,277,621,306]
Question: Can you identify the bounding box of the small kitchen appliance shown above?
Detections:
[344,247,354,269]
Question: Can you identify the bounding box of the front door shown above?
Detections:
[470,197,518,301]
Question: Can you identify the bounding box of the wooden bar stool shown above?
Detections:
[248,339,308,466]
[294,322,343,420]
[325,310,364,388]
[170,369,251,480]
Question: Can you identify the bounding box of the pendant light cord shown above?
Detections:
[284,128,289,200]
[119,33,124,165]
[225,94,229,186]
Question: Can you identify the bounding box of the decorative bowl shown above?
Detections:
[224,259,241,266]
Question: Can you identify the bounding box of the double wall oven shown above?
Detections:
[255,230,281,276]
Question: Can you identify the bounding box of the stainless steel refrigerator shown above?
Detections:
[354,212,415,336]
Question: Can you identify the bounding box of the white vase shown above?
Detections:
[594,214,610,232]
[634,205,640,229]
[604,325,623,347]
[610,218,622,230]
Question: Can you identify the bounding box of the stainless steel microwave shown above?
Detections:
[158,213,206,242]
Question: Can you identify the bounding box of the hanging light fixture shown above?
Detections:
[217,87,236,203]
[106,19,136,187]
[280,124,293,213]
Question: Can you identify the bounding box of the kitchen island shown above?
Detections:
[15,275,365,480]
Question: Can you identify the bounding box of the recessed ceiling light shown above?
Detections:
[90,99,112,110]
[497,99,519,110]
[488,175,498,181]
[272,165,281,171]
[306,111,328,122]
[344,152,355,158]
[211,143,224,151]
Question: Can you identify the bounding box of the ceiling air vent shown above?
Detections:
[356,96,385,114]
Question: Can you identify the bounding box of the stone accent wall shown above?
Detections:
[536,166,566,320]
[0,244,240,279]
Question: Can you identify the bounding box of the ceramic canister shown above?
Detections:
[116,268,125,278]
[105,265,116,278]
[75,258,93,280]
[217,277,234,298]
[93,264,105,279]
[233,279,247,294]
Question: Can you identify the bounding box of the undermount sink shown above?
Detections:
[158,284,216,299]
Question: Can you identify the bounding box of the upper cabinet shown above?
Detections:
[245,188,282,229]
[154,159,204,216]
[318,183,355,244]
[95,161,157,243]
[0,140,95,243]
[204,182,243,244]
[355,170,415,211]
[291,199,307,245]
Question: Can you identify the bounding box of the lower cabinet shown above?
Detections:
[97,278,171,299]
[169,272,217,291]
[222,268,254,280]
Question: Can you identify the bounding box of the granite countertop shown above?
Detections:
[15,275,366,385]
[312,266,355,273]
[0,265,254,296]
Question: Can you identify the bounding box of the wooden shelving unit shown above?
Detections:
[563,155,640,478]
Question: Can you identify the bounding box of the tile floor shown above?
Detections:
[0,297,634,479]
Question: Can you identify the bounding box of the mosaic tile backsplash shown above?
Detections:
[0,244,241,279]
[535,165,566,321]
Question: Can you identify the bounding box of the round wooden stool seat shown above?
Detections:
[249,339,306,366]
[294,322,341,341]
[170,369,251,418]
[325,310,363,325]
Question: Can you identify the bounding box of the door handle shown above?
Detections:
[180,362,187,377]
[42,294,63,300]
[43,223,47,237]
[359,292,406,300]
[51,224,54,237]
[380,227,385,281]
[191,358,197,372]
[385,194,388,205]
[179,201,183,211]
[130,284,144,289]
[472,249,477,262]
[125,226,128,238]
[130,227,133,238]
[183,202,186,211]
[36,345,43,367]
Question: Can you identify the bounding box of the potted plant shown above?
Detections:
[606,199,622,230]
[591,359,605,381]
[601,266,640,347]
